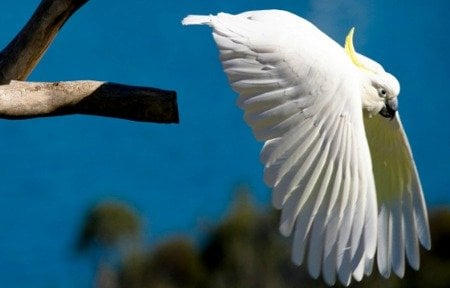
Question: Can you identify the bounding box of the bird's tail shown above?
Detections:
[182,15,212,26]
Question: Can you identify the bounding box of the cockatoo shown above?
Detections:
[182,9,430,286]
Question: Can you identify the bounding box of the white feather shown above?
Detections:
[364,114,431,277]
[181,15,212,26]
[377,204,391,278]
[184,9,430,286]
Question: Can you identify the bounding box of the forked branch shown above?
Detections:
[0,0,179,123]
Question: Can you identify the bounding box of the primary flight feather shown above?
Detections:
[182,10,430,286]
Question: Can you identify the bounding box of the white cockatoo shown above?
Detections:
[182,10,430,286]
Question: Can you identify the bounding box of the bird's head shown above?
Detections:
[345,28,400,119]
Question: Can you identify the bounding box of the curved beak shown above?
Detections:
[379,98,398,120]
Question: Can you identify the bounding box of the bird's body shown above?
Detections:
[183,10,430,286]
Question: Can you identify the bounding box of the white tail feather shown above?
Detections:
[182,15,212,26]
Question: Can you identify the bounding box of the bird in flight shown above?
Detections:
[183,9,430,286]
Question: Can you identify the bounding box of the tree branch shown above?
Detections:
[0,0,180,123]
[0,81,179,123]
[0,0,89,84]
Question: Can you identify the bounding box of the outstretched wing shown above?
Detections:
[184,10,378,286]
[364,114,431,278]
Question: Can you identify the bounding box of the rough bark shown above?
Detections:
[0,0,179,123]
[0,80,178,123]
[0,0,89,84]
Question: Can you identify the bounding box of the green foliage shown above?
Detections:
[429,209,450,261]
[77,200,141,252]
[202,192,281,288]
[79,195,450,288]
[119,239,205,288]
[200,190,327,288]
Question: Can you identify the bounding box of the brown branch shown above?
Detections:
[0,0,89,84]
[0,81,179,123]
[0,0,180,124]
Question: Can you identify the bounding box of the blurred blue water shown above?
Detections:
[0,0,448,286]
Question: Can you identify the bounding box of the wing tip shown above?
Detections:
[419,229,432,251]
[182,15,212,26]
[279,220,293,237]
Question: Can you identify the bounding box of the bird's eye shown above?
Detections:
[378,88,387,98]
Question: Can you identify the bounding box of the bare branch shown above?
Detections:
[0,0,181,124]
[0,0,90,84]
[0,81,179,123]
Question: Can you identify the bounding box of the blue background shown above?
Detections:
[0,0,448,287]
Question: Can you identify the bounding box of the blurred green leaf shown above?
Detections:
[77,200,141,252]
[81,194,450,288]
[119,238,205,288]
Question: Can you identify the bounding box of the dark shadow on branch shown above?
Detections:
[0,81,179,123]
[0,0,180,123]
[74,83,179,123]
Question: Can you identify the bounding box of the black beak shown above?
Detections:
[379,99,398,120]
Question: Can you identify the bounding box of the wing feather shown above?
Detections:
[323,241,338,285]
[390,199,405,277]
[403,185,420,269]
[337,128,360,265]
[351,147,367,260]
[292,190,317,265]
[364,114,430,277]
[184,9,380,286]
[377,204,391,277]
[279,136,329,236]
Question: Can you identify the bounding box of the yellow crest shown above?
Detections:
[344,27,373,73]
